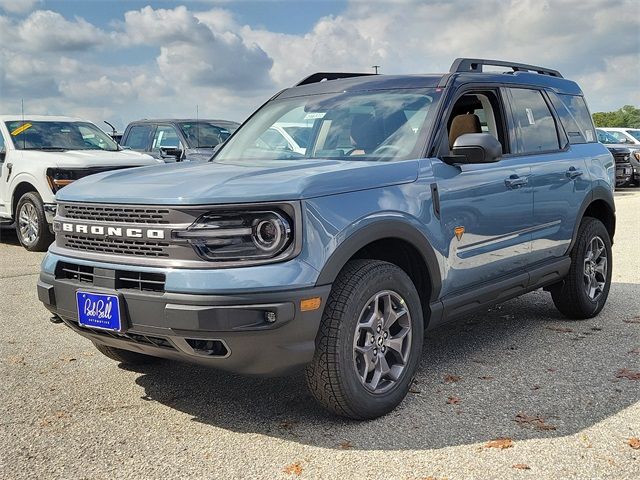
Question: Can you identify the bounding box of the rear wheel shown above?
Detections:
[305,260,424,419]
[551,217,612,319]
[15,191,54,252]
[93,342,161,365]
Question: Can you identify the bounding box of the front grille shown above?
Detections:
[613,153,630,164]
[65,235,170,258]
[55,262,166,293]
[62,204,171,224]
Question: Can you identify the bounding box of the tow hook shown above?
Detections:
[49,315,63,324]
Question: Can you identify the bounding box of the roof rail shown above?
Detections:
[450,58,563,78]
[295,72,375,86]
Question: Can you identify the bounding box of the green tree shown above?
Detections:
[592,105,640,128]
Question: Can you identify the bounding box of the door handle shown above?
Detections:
[565,166,584,179]
[5,163,12,181]
[505,174,528,189]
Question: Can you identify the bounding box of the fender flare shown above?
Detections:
[315,219,442,302]
[8,172,45,216]
[569,186,616,251]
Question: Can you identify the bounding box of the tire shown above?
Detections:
[305,260,424,420]
[92,342,161,365]
[15,191,54,252]
[551,217,612,319]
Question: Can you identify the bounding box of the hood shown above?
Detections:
[20,148,160,168]
[56,158,419,205]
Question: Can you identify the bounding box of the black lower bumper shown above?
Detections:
[38,272,331,376]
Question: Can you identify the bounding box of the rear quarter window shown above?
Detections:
[557,94,596,143]
[508,88,560,153]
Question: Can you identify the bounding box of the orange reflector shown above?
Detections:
[300,297,322,312]
[454,226,465,240]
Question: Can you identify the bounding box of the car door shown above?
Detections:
[506,88,589,263]
[431,87,534,296]
[0,129,8,216]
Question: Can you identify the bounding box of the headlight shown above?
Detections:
[174,209,295,262]
[46,168,77,192]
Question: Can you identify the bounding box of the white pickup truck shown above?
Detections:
[0,115,161,251]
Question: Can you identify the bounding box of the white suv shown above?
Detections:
[0,115,161,251]
[601,127,640,146]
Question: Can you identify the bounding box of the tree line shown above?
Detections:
[592,105,640,128]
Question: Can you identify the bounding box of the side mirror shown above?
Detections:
[160,147,183,161]
[451,133,502,164]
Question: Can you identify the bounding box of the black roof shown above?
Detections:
[279,58,582,99]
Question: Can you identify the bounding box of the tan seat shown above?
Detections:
[448,113,482,149]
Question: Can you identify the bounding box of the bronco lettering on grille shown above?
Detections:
[55,221,166,240]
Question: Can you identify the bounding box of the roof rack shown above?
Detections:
[295,72,375,86]
[450,58,563,78]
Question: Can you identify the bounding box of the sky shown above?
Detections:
[0,0,638,131]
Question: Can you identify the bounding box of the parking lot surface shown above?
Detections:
[1,191,639,480]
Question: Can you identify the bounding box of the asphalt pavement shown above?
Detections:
[1,190,639,479]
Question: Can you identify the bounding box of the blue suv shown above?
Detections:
[38,59,615,419]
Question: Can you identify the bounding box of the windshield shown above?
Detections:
[597,129,621,144]
[626,130,640,141]
[214,88,441,163]
[179,122,234,148]
[6,121,119,151]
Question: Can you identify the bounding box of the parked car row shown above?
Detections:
[597,128,640,188]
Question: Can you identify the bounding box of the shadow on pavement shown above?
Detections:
[0,225,21,246]
[127,283,639,450]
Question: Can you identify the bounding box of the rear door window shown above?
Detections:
[122,124,154,150]
[508,88,560,153]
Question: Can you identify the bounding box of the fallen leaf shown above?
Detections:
[485,438,513,449]
[547,368,557,373]
[514,413,556,431]
[615,368,640,381]
[546,326,573,333]
[478,376,494,380]
[409,387,421,394]
[446,396,461,405]
[59,356,77,362]
[283,462,303,475]
[512,463,530,470]
[628,438,640,449]
[623,316,640,324]
[591,327,603,331]
[531,385,541,390]
[339,440,353,450]
[6,355,25,366]
[443,374,461,383]
[628,348,640,355]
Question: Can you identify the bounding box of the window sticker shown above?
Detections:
[10,123,32,136]
[304,112,326,120]
[585,129,594,142]
[525,108,535,125]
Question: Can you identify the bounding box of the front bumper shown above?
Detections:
[38,269,331,376]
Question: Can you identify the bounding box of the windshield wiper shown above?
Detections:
[21,147,68,151]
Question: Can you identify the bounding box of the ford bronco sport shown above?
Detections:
[38,59,615,419]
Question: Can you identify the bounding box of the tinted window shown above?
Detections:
[5,121,119,151]
[179,122,231,148]
[547,91,585,144]
[0,131,5,150]
[558,94,595,143]
[152,125,180,149]
[509,89,560,153]
[123,125,153,150]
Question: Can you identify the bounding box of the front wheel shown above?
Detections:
[305,260,424,419]
[551,217,612,319]
[15,191,54,252]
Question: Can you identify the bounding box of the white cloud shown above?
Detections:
[0,0,40,15]
[17,10,108,51]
